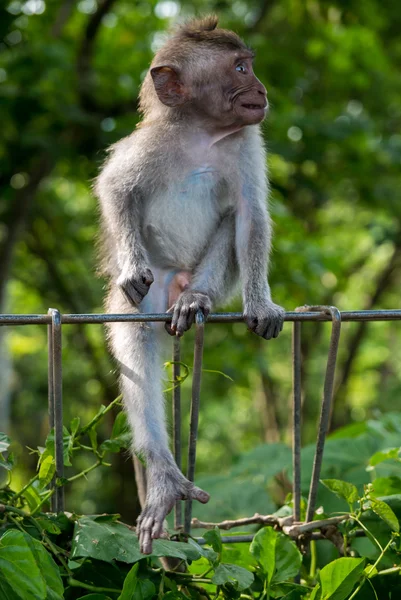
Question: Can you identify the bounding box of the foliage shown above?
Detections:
[1,1,401,516]
[2,0,401,597]
[2,406,401,599]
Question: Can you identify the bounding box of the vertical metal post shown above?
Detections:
[292,321,302,522]
[173,336,182,529]
[305,306,341,522]
[48,308,64,512]
[184,312,205,533]
[47,315,56,512]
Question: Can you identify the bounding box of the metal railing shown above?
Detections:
[1,307,401,542]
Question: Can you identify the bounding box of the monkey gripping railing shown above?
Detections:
[1,307,401,544]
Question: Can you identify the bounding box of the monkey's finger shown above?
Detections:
[171,303,182,332]
[189,486,210,504]
[140,517,154,555]
[176,307,189,336]
[273,321,282,338]
[164,305,176,335]
[141,532,153,555]
[254,318,268,338]
[164,322,175,336]
[151,519,164,539]
[186,307,197,329]
[244,315,257,332]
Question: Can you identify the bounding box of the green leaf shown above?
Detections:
[70,416,81,437]
[272,583,311,600]
[0,434,13,471]
[71,517,201,564]
[369,447,401,467]
[38,454,56,487]
[204,527,223,555]
[24,534,64,600]
[0,529,47,600]
[309,584,321,600]
[0,433,11,453]
[88,428,98,451]
[0,451,14,471]
[45,427,72,467]
[187,537,218,563]
[372,477,401,496]
[151,538,201,561]
[68,417,81,456]
[370,498,399,532]
[78,596,112,600]
[23,485,42,512]
[111,411,129,438]
[36,518,62,535]
[319,557,365,600]
[250,527,276,583]
[321,479,359,505]
[94,514,121,523]
[212,563,254,591]
[100,438,128,453]
[118,564,155,600]
[250,527,302,584]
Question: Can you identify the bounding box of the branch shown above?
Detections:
[191,513,290,531]
[332,235,401,429]
[76,0,119,112]
[0,155,51,312]
[25,232,116,400]
[191,513,349,537]
[51,0,76,37]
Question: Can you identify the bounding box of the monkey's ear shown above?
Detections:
[150,66,190,107]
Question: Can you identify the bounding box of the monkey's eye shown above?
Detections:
[235,64,246,73]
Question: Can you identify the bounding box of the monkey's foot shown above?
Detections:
[136,468,209,554]
[244,299,285,340]
[166,290,211,337]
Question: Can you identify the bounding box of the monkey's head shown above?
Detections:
[139,16,268,130]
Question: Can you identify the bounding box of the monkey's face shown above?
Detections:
[150,49,267,130]
[191,51,268,129]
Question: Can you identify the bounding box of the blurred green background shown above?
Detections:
[1,0,401,526]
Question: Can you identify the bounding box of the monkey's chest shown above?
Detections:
[143,167,226,268]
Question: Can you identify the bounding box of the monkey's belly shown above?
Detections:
[143,168,221,269]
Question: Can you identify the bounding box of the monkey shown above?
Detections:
[95,16,285,555]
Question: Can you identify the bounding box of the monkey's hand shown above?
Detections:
[244,297,285,340]
[137,466,209,555]
[165,290,211,337]
[117,265,154,306]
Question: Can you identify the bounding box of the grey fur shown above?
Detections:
[94,19,284,555]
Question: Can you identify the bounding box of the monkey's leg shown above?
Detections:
[107,287,209,554]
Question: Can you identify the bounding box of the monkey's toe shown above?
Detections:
[137,509,166,555]
[189,485,210,504]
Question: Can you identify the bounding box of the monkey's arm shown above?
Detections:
[95,161,154,305]
[236,174,284,340]
[168,212,237,336]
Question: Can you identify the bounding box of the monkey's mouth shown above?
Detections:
[241,103,266,111]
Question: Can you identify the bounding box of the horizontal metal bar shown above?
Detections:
[1,309,401,326]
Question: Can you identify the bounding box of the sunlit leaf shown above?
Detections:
[369,498,399,532]
[319,557,365,599]
[321,479,359,505]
